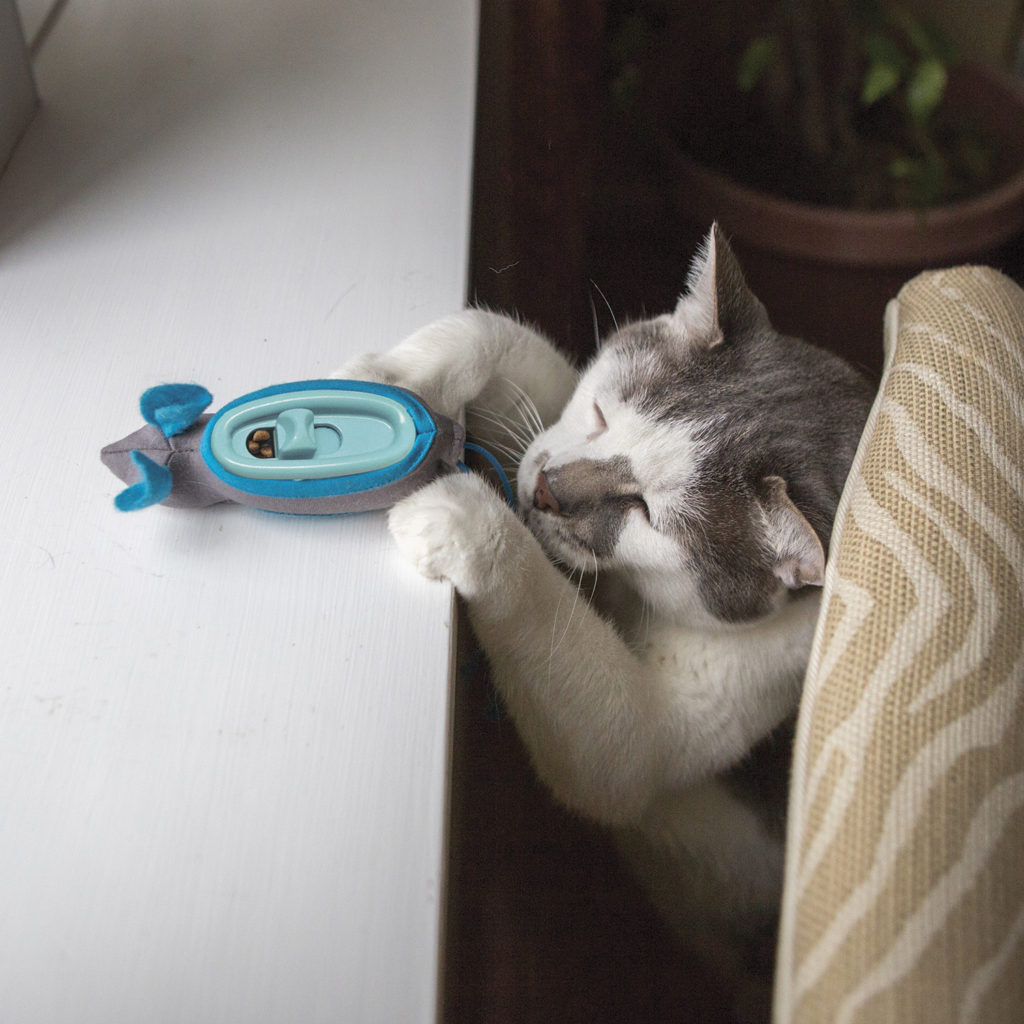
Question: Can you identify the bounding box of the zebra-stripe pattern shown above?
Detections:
[774,266,1024,1024]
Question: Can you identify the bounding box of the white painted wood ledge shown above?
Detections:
[0,0,477,1021]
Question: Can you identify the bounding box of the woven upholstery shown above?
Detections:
[774,267,1024,1023]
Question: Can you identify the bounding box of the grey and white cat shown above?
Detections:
[338,225,873,1014]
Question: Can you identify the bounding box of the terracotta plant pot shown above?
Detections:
[657,63,1024,374]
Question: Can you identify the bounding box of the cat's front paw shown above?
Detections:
[388,472,523,598]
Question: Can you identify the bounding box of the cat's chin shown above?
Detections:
[525,511,601,574]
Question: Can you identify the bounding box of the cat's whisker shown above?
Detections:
[590,278,619,335]
[481,441,527,470]
[466,405,518,435]
[499,376,545,437]
[588,288,602,351]
[468,405,534,450]
[499,422,533,456]
[549,548,602,668]
[481,437,523,459]
[466,428,529,471]
[546,566,573,684]
[466,412,532,467]
[505,404,536,445]
[549,562,588,665]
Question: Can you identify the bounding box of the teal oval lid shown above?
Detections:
[206,386,419,481]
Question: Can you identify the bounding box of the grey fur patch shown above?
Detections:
[676,483,780,622]
[536,455,644,559]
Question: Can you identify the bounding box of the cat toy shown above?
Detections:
[101,380,514,515]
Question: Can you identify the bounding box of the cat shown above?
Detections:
[337,224,874,1016]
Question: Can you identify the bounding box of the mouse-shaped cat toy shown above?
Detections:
[100,380,511,515]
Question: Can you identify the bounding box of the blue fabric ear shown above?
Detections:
[114,450,174,511]
[140,383,213,437]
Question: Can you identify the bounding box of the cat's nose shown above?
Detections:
[533,470,560,514]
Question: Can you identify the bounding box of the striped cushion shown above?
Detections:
[774,266,1024,1024]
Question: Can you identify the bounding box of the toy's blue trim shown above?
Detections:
[115,450,174,511]
[200,380,437,500]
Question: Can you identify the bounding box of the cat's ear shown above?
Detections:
[758,475,825,589]
[673,223,771,348]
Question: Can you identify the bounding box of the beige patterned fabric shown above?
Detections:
[774,267,1024,1024]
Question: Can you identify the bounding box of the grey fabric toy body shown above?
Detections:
[101,381,466,515]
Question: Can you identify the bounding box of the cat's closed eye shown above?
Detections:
[588,402,608,440]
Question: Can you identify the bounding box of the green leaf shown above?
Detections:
[737,35,778,92]
[907,58,947,122]
[861,60,902,106]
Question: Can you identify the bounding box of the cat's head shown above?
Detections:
[517,224,874,628]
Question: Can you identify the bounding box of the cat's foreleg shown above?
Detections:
[389,471,663,827]
[334,309,577,430]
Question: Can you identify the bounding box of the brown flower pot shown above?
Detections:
[657,63,1024,375]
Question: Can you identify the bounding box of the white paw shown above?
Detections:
[388,472,523,598]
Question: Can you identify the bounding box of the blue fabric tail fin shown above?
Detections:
[114,450,174,511]
[140,383,213,437]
